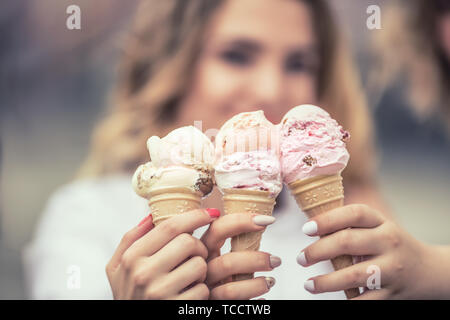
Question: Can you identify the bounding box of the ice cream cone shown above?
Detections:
[148,186,202,226]
[288,173,360,299]
[222,188,276,281]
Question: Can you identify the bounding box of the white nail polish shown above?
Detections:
[265,277,276,289]
[304,280,315,292]
[297,251,307,266]
[269,255,282,268]
[253,215,276,226]
[302,221,318,236]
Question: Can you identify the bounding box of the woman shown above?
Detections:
[23,0,450,299]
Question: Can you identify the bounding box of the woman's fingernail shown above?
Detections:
[269,255,282,268]
[138,213,152,227]
[296,251,307,266]
[265,277,276,289]
[302,221,318,236]
[206,208,221,218]
[253,215,276,226]
[304,279,315,292]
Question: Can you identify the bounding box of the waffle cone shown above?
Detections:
[288,173,360,299]
[222,188,276,281]
[148,187,202,226]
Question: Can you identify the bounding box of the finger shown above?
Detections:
[107,213,154,271]
[201,213,275,254]
[173,283,210,300]
[150,233,208,273]
[304,260,382,294]
[303,204,384,237]
[160,256,208,296]
[210,276,274,300]
[125,234,207,290]
[125,209,214,261]
[298,228,383,267]
[352,288,389,300]
[207,251,280,286]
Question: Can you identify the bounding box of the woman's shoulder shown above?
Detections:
[37,174,147,232]
[51,174,132,200]
[48,174,143,208]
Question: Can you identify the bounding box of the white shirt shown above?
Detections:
[22,175,344,299]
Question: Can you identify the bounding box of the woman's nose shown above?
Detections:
[248,64,285,122]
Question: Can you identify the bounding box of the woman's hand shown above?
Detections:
[297,204,433,299]
[200,213,281,300]
[106,209,215,300]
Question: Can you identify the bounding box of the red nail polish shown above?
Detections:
[206,208,220,218]
[138,213,152,226]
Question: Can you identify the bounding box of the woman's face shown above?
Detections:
[177,0,319,132]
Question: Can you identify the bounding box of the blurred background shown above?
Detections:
[1,0,449,298]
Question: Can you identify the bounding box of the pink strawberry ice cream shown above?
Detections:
[214,150,282,195]
[279,104,350,183]
[214,111,282,197]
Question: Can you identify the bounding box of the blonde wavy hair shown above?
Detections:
[79,0,377,186]
[368,0,450,127]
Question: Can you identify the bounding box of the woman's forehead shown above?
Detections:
[206,0,316,48]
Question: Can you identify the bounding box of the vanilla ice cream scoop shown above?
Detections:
[214,111,282,197]
[132,126,215,198]
[147,126,215,170]
[279,104,350,183]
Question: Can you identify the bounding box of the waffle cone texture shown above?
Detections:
[222,188,276,281]
[288,173,360,299]
[148,187,202,226]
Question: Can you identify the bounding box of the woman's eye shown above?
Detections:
[285,59,308,73]
[221,50,250,66]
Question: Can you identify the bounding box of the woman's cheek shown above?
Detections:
[288,75,317,105]
[177,60,245,128]
[197,62,248,113]
[204,62,246,95]
[269,75,317,121]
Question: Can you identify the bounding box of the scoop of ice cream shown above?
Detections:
[215,110,279,159]
[148,126,215,171]
[214,111,282,197]
[132,126,215,197]
[214,150,282,195]
[132,163,213,198]
[279,104,350,183]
